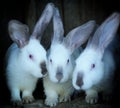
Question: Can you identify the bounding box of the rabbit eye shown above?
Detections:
[50,59,52,63]
[29,54,33,59]
[67,59,69,64]
[91,64,95,69]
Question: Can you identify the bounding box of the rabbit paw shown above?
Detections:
[59,95,71,103]
[22,96,35,104]
[85,94,98,104]
[11,100,23,106]
[45,97,58,107]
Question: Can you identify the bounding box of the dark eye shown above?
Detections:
[91,64,95,69]
[50,59,52,63]
[29,54,33,59]
[67,59,69,64]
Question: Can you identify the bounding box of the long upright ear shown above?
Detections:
[63,20,96,53]
[8,20,29,48]
[51,7,64,45]
[87,12,120,54]
[31,3,54,40]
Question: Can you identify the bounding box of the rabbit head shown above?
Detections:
[72,12,120,90]
[7,3,54,78]
[47,7,96,83]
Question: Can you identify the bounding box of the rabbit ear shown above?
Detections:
[87,12,120,54]
[8,20,29,48]
[63,20,96,53]
[51,7,64,45]
[31,3,54,40]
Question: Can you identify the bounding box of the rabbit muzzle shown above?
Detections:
[76,72,84,88]
[40,61,47,76]
[56,67,63,82]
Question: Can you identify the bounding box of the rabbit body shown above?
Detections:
[6,39,46,104]
[44,44,81,107]
[74,45,115,104]
[43,6,96,107]
[5,3,54,105]
[72,12,120,104]
[43,44,75,107]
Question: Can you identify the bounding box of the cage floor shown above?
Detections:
[2,96,119,108]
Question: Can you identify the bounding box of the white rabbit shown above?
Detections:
[43,7,96,107]
[72,12,120,104]
[5,3,54,106]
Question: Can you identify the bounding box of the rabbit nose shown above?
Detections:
[56,72,63,81]
[40,61,47,75]
[56,67,63,81]
[76,73,83,87]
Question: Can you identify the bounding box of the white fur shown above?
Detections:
[5,3,54,105]
[43,75,74,107]
[73,46,115,104]
[73,48,114,90]
[72,12,120,104]
[47,44,74,83]
[6,39,47,103]
[43,43,77,107]
[43,8,96,107]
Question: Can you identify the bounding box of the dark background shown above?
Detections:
[0,0,120,106]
